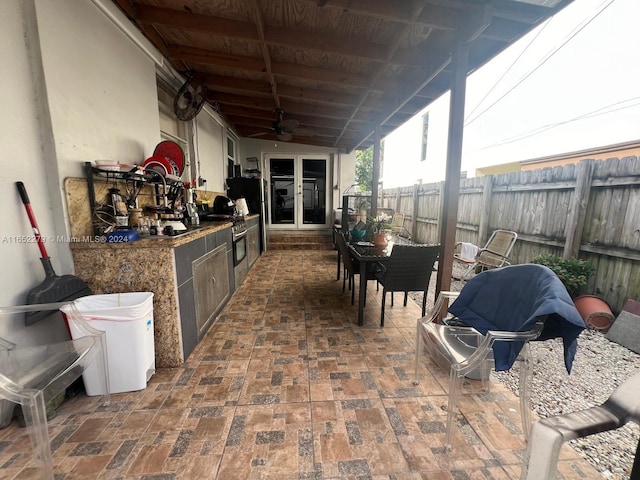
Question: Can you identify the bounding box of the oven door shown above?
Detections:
[233,230,248,266]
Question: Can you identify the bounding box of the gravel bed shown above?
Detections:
[412,265,639,478]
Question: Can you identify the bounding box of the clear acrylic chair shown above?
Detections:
[414,264,585,450]
[520,372,640,480]
[0,302,110,479]
[414,291,543,449]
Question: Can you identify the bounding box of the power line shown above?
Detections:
[464,19,551,122]
[476,96,640,150]
[464,0,616,127]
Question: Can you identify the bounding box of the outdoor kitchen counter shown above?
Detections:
[69,220,237,368]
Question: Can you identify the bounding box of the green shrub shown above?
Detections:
[532,253,594,298]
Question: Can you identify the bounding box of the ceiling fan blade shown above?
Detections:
[280,118,299,131]
[277,132,293,141]
[248,132,269,138]
[292,127,315,137]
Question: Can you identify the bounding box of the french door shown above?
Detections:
[266,154,329,230]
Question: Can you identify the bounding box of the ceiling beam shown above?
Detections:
[248,0,280,109]
[201,73,363,107]
[334,0,431,148]
[136,5,420,66]
[168,45,373,89]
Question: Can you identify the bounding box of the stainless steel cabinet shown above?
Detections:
[176,226,233,361]
[193,244,230,335]
[247,224,260,267]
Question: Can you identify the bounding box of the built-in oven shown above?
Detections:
[231,217,249,285]
[232,227,247,266]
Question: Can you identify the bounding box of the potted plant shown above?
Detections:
[367,212,392,245]
[531,253,613,330]
[532,254,594,298]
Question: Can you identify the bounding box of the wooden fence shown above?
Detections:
[379,156,640,313]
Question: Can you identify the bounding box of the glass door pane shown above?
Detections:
[301,158,327,225]
[270,158,295,225]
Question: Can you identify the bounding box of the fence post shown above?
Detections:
[436,180,444,244]
[478,175,493,244]
[564,159,594,259]
[412,184,420,240]
[395,188,401,213]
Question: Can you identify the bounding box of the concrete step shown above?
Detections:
[268,232,335,250]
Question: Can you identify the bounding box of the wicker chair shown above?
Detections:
[335,231,377,305]
[374,244,439,327]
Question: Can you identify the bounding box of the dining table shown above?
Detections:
[347,235,413,326]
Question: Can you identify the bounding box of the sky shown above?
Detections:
[382,0,640,188]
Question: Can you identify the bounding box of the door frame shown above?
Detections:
[264,153,331,231]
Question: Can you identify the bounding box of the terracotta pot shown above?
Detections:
[373,232,387,247]
[573,295,615,331]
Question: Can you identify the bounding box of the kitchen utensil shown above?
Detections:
[153,141,184,175]
[161,220,187,232]
[143,155,171,176]
[235,198,250,216]
[16,182,92,325]
[212,196,237,216]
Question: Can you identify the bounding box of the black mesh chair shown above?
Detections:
[335,231,377,305]
[375,244,439,326]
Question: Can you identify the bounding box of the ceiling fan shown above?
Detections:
[250,109,316,141]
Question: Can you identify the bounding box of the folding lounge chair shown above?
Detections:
[454,229,517,279]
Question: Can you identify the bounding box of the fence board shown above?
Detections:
[381,156,640,313]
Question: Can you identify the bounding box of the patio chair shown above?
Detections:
[0,302,110,479]
[414,264,586,450]
[375,244,439,327]
[454,229,517,280]
[389,212,411,238]
[335,231,377,305]
[520,371,640,480]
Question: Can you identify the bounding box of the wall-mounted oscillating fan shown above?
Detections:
[173,73,208,121]
[250,109,316,141]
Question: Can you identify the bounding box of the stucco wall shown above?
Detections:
[1,0,163,345]
[1,0,345,346]
[238,137,356,214]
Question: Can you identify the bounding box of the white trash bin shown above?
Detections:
[62,292,155,395]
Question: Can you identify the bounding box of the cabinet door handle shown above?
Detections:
[211,276,217,288]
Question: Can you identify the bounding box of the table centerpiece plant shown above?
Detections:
[367,212,392,245]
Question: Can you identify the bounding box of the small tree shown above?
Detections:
[355,146,373,192]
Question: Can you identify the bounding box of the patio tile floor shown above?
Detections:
[0,250,601,479]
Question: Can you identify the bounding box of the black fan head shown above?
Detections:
[174,76,208,121]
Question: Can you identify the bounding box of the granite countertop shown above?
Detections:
[69,215,258,250]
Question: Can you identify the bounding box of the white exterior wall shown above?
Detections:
[238,137,357,212]
[1,0,162,345]
[194,109,227,193]
[0,0,348,345]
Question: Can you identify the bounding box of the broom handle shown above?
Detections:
[16,182,49,259]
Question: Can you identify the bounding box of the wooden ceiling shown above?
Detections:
[113,0,573,152]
